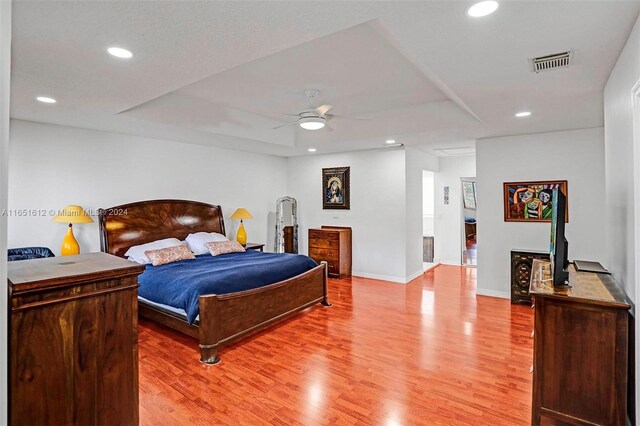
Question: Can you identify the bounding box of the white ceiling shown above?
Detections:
[10,1,640,157]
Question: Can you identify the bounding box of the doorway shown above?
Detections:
[461,177,477,266]
[423,170,436,271]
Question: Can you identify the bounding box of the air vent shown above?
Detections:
[529,51,573,73]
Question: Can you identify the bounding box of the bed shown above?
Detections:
[98,199,330,364]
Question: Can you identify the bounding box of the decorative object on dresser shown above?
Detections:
[275,196,298,253]
[8,252,144,426]
[52,204,94,255]
[503,180,568,222]
[322,167,350,210]
[230,207,253,245]
[510,249,549,304]
[99,199,330,364]
[308,226,352,278]
[529,259,631,426]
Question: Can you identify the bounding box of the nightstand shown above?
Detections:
[244,242,264,251]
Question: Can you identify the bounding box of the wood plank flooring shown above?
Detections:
[138,266,534,425]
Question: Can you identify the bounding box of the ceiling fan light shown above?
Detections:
[299,116,326,130]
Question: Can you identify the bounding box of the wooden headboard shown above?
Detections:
[98,199,226,257]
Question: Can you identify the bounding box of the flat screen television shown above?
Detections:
[550,187,569,286]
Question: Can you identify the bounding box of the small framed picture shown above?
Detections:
[322,167,350,210]
[462,180,477,209]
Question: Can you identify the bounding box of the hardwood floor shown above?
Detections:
[138,266,534,425]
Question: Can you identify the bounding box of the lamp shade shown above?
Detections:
[52,205,94,224]
[230,208,253,220]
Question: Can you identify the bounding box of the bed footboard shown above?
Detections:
[198,263,328,364]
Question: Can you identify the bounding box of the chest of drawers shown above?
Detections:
[308,226,352,278]
[8,252,144,425]
[529,259,631,425]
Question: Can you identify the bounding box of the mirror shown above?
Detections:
[274,196,298,253]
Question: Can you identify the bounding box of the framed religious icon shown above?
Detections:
[322,167,350,210]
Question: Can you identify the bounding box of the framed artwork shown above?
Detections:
[322,167,350,210]
[503,180,568,222]
[462,180,477,209]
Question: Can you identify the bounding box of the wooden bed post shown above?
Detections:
[198,295,220,364]
[320,261,332,307]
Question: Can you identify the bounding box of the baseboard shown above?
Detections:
[353,271,425,284]
[352,271,407,284]
[423,262,441,272]
[476,288,510,299]
[405,270,424,283]
[439,259,462,266]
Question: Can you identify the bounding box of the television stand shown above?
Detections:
[529,259,630,425]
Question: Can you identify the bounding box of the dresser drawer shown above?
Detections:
[309,230,339,240]
[309,247,339,261]
[309,238,339,249]
[325,260,339,275]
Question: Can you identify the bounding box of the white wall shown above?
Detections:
[422,170,434,237]
[8,120,287,254]
[405,147,439,280]
[286,148,411,282]
[434,155,476,265]
[0,0,11,423]
[603,14,640,421]
[476,127,606,298]
[604,14,640,304]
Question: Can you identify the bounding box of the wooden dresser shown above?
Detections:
[529,259,630,426]
[308,226,352,278]
[8,252,145,426]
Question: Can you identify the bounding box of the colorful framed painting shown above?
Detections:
[503,180,568,222]
[462,180,477,209]
[322,167,350,210]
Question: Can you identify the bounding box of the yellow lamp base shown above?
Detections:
[61,224,80,256]
[236,220,247,246]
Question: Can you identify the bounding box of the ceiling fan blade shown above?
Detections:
[315,104,333,116]
[325,123,334,132]
[326,113,371,121]
[273,122,297,130]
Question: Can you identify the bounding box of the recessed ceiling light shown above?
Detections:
[308,148,317,152]
[467,1,499,17]
[299,116,325,130]
[36,96,56,104]
[107,47,133,59]
[515,111,532,117]
[385,139,396,144]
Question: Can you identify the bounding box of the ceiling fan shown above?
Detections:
[272,89,369,131]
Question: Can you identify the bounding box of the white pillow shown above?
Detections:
[125,238,183,264]
[185,232,229,255]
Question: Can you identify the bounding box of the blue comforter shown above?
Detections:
[138,250,318,324]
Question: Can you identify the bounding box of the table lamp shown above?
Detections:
[230,208,253,246]
[52,205,94,256]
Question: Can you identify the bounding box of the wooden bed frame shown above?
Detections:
[98,199,330,364]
